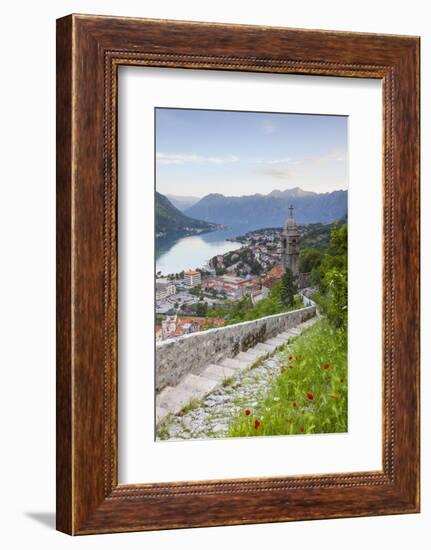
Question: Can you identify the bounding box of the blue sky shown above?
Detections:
[155,108,348,197]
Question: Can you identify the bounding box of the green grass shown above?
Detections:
[157,423,170,441]
[222,377,234,388]
[227,319,347,437]
[180,398,200,415]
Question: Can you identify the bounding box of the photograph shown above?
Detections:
[0,1,423,543]
[155,108,348,441]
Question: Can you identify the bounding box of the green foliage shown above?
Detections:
[228,319,347,437]
[155,191,214,236]
[250,261,263,275]
[195,301,208,317]
[157,424,170,440]
[225,281,302,325]
[188,286,202,296]
[181,398,200,415]
[299,222,334,251]
[207,281,303,325]
[299,248,323,273]
[316,267,347,331]
[312,223,348,332]
[280,268,297,307]
[213,247,263,276]
[222,377,234,388]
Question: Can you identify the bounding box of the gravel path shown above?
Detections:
[157,347,290,441]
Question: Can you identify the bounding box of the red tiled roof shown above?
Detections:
[265,265,282,279]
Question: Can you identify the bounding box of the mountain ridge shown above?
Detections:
[155,192,218,238]
[184,187,347,229]
[166,194,201,212]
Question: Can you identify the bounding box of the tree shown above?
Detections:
[280,268,297,308]
[250,261,262,275]
[189,286,201,296]
[299,248,323,273]
[312,223,348,332]
[319,267,347,329]
[195,302,208,317]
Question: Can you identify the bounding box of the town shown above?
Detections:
[156,211,314,341]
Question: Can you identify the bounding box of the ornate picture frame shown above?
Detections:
[56,14,420,534]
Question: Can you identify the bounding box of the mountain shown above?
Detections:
[185,187,347,229]
[166,194,201,212]
[155,192,218,238]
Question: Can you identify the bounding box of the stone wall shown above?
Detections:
[156,305,316,392]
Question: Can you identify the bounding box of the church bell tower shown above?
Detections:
[281,205,300,277]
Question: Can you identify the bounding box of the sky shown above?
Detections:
[155,108,348,198]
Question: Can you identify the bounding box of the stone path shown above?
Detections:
[156,316,318,438]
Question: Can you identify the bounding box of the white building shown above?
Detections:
[184,270,202,287]
[161,315,177,339]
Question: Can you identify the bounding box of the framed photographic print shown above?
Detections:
[56,14,420,534]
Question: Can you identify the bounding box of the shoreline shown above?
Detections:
[156,227,243,277]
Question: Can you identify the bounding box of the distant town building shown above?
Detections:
[155,325,163,342]
[203,274,255,299]
[262,264,283,290]
[251,286,269,305]
[157,315,226,341]
[281,205,300,277]
[156,278,176,301]
[161,315,177,339]
[184,270,202,287]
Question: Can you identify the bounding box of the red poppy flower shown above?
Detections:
[245,409,251,416]
[292,402,298,407]
[300,427,305,433]
[289,355,293,360]
[289,365,293,369]
[323,363,330,369]
[254,419,261,429]
[306,392,314,400]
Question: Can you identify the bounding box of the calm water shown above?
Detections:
[156,229,243,276]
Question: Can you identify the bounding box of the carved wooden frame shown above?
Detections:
[56,14,420,534]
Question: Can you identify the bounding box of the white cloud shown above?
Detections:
[254,157,293,165]
[257,147,347,183]
[157,153,239,165]
[260,166,298,179]
[307,147,347,165]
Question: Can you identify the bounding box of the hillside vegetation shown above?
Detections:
[155,192,217,238]
[228,319,347,437]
